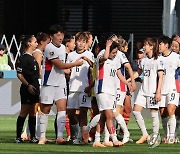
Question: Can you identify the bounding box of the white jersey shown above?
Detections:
[66,50,94,92]
[41,42,66,87]
[94,49,121,96]
[161,52,180,94]
[114,50,129,92]
[139,55,164,97]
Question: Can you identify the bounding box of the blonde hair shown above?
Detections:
[117,38,128,52]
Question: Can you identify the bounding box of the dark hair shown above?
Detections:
[62,34,74,45]
[98,32,115,51]
[20,35,34,54]
[144,37,159,60]
[110,41,118,52]
[158,35,172,48]
[48,24,65,36]
[36,32,50,44]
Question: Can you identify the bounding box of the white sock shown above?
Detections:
[36,112,41,138]
[168,115,176,138]
[133,111,148,136]
[104,124,110,142]
[110,133,118,143]
[57,111,66,138]
[85,114,100,133]
[39,112,48,140]
[175,116,180,137]
[151,111,159,135]
[161,117,169,138]
[94,131,101,142]
[115,114,129,134]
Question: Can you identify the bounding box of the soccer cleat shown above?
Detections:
[15,138,24,143]
[102,141,113,147]
[82,126,89,144]
[93,142,106,147]
[56,137,67,145]
[29,137,39,143]
[113,141,124,147]
[122,132,130,144]
[73,138,83,145]
[167,137,175,144]
[148,134,161,148]
[136,135,149,144]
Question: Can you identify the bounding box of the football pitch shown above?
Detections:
[0,116,179,154]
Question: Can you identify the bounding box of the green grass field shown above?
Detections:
[0,115,180,154]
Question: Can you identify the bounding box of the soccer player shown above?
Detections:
[93,39,131,147]
[132,37,164,144]
[159,35,180,144]
[66,32,94,144]
[38,25,83,145]
[15,35,39,143]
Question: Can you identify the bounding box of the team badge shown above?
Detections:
[49,51,54,56]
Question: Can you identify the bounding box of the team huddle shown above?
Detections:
[15,24,180,148]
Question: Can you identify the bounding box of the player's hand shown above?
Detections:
[75,59,83,66]
[155,92,161,102]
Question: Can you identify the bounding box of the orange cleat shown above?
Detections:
[136,135,149,144]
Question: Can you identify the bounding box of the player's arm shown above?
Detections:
[99,40,112,63]
[124,62,136,91]
[51,58,83,69]
[81,56,93,67]
[127,68,143,82]
[155,70,164,102]
[117,69,132,91]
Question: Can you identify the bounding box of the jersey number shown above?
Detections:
[110,69,116,77]
[144,69,150,77]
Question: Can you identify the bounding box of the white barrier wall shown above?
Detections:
[0,78,57,115]
[0,78,151,117]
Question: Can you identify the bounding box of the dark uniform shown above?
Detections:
[16,53,40,104]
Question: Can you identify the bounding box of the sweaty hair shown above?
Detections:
[48,24,65,36]
[20,35,35,54]
[144,37,159,60]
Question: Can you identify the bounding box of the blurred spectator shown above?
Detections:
[0,44,14,70]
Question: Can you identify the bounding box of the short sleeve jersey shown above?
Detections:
[139,55,164,96]
[161,52,180,94]
[114,50,129,92]
[66,50,94,92]
[41,42,66,87]
[16,53,39,86]
[94,49,121,96]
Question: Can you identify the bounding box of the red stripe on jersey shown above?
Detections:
[176,79,180,93]
[45,58,52,71]
[98,64,104,80]
[120,81,126,92]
